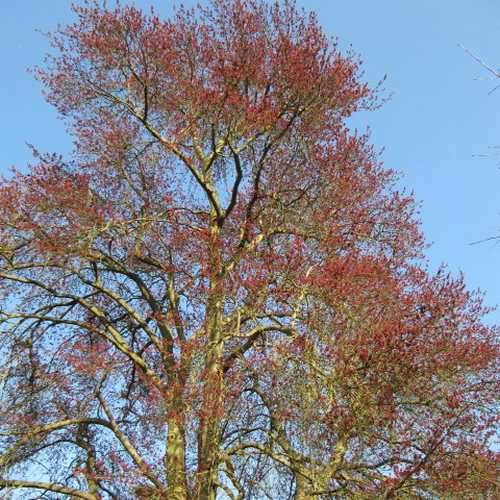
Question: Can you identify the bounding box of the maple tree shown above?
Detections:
[0,0,498,498]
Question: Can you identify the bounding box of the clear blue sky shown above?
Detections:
[1,0,499,322]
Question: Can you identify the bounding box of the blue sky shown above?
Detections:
[1,0,499,322]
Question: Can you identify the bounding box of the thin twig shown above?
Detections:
[460,44,500,94]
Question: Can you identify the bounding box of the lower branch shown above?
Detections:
[0,479,97,499]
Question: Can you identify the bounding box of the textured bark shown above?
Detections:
[166,417,188,500]
[197,357,223,500]
[294,474,311,500]
[197,224,224,500]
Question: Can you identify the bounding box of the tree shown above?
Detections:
[0,0,498,498]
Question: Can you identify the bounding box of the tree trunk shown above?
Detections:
[294,474,311,500]
[196,222,224,499]
[166,415,188,500]
[196,307,224,499]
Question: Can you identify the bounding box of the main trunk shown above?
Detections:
[196,223,224,499]
[166,415,188,499]
[294,474,311,500]
[197,297,224,498]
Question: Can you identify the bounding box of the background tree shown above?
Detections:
[0,0,498,498]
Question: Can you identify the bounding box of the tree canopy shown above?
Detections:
[0,1,498,498]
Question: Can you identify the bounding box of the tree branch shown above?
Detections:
[0,479,97,500]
